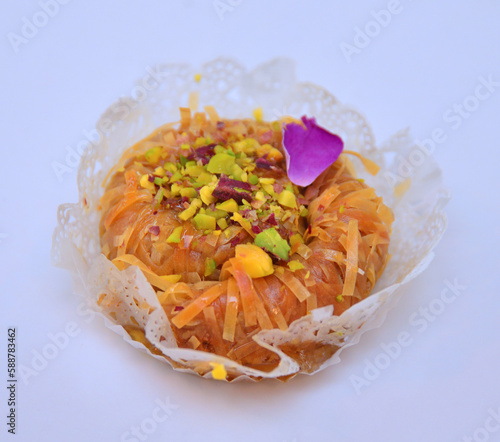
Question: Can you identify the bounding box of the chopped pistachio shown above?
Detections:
[207,153,236,175]
[179,199,202,221]
[140,174,155,191]
[154,177,167,186]
[154,188,164,208]
[254,227,291,261]
[181,143,190,151]
[336,295,344,303]
[193,213,216,231]
[185,165,205,177]
[262,184,275,196]
[204,258,217,276]
[339,205,345,213]
[215,199,239,213]
[199,185,215,205]
[193,172,215,186]
[249,174,259,185]
[164,162,177,173]
[231,164,244,180]
[217,218,228,230]
[170,171,182,183]
[206,208,228,219]
[166,226,183,243]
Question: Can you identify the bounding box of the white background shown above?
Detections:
[1,1,500,441]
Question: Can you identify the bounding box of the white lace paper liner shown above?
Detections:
[52,58,450,381]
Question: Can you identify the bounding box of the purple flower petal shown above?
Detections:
[282,116,344,187]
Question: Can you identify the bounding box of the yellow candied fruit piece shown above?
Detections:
[339,205,345,214]
[277,189,297,209]
[232,138,260,155]
[259,177,275,185]
[194,137,207,148]
[161,274,182,283]
[253,107,263,123]
[267,147,283,162]
[164,162,177,173]
[171,183,182,197]
[145,146,163,164]
[235,244,274,278]
[216,199,239,213]
[179,199,202,221]
[180,143,190,151]
[305,271,310,279]
[212,230,222,237]
[185,165,205,177]
[256,143,272,156]
[117,166,125,172]
[199,185,216,205]
[287,260,305,272]
[180,187,198,198]
[290,233,304,247]
[255,191,266,202]
[209,362,227,381]
[336,295,344,303]
[231,164,244,180]
[194,73,202,82]
[154,166,166,177]
[194,172,215,186]
[262,184,275,196]
[140,174,155,191]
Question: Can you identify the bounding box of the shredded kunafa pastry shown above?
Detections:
[99,107,393,379]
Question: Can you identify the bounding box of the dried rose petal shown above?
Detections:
[255,157,284,175]
[251,224,262,234]
[255,158,272,170]
[149,226,160,236]
[218,174,251,191]
[282,116,344,187]
[189,144,216,164]
[266,213,277,226]
[212,174,252,204]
